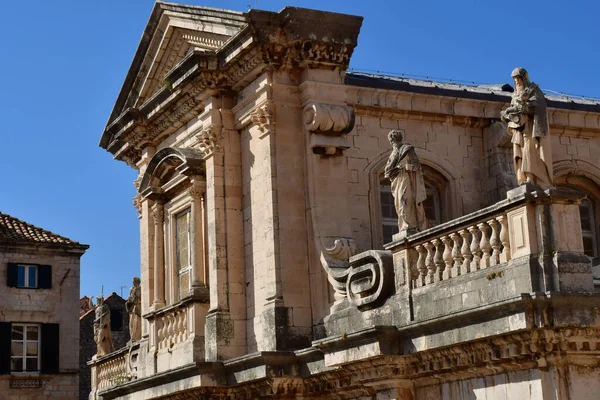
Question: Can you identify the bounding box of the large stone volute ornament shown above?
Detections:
[303,103,355,133]
[303,103,355,155]
[320,238,394,311]
[347,250,394,309]
[500,67,554,190]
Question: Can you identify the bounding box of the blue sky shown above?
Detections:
[1,0,598,299]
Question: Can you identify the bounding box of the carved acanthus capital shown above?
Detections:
[151,202,164,225]
[195,124,224,157]
[188,185,205,200]
[250,100,275,137]
[132,194,142,219]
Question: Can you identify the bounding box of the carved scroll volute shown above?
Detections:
[320,238,356,310]
[303,103,355,155]
[346,250,394,310]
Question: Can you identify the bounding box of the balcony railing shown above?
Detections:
[409,210,511,288]
[89,343,140,394]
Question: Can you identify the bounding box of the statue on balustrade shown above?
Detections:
[384,129,429,234]
[126,277,142,343]
[501,67,554,189]
[94,296,114,357]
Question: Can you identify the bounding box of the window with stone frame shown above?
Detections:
[175,208,192,298]
[10,324,40,373]
[1,323,59,375]
[379,165,447,244]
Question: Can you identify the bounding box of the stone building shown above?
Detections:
[0,211,88,399]
[80,293,130,400]
[89,2,600,399]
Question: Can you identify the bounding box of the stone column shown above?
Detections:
[188,178,207,291]
[152,200,166,308]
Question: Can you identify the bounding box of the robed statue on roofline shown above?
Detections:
[501,67,554,189]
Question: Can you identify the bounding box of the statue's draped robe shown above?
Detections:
[94,304,114,356]
[126,286,142,342]
[507,83,553,188]
[384,144,429,231]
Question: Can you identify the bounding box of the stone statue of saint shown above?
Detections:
[384,129,429,234]
[125,277,142,342]
[501,67,553,189]
[94,296,114,357]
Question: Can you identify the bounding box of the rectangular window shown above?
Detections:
[380,186,398,244]
[16,265,38,289]
[176,210,191,271]
[10,324,40,373]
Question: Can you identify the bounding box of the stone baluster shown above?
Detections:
[441,236,453,281]
[468,226,481,271]
[415,244,427,287]
[459,230,472,275]
[497,214,511,263]
[425,242,435,285]
[432,239,444,282]
[478,222,491,269]
[488,219,501,266]
[450,233,463,277]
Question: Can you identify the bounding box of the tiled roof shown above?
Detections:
[0,212,89,249]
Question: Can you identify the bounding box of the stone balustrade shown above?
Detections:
[89,344,140,395]
[410,212,511,288]
[155,306,188,350]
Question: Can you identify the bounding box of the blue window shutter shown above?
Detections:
[6,263,17,287]
[38,265,52,289]
[0,322,10,374]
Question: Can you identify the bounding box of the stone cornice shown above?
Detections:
[100,6,363,166]
[98,326,600,399]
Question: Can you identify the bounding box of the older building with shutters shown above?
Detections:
[89,2,600,399]
[0,212,88,399]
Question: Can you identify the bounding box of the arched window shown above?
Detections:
[378,164,447,244]
[555,175,600,263]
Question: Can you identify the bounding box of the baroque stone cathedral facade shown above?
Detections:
[91,2,600,399]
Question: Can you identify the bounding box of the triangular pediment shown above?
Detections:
[106,2,246,130]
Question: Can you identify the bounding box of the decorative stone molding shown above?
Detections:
[187,185,204,200]
[195,124,224,157]
[250,100,275,137]
[132,194,142,219]
[303,103,355,155]
[347,250,394,309]
[320,238,356,310]
[151,202,164,226]
[303,103,355,134]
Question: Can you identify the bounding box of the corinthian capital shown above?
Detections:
[151,202,164,225]
[250,100,275,137]
[195,124,224,157]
